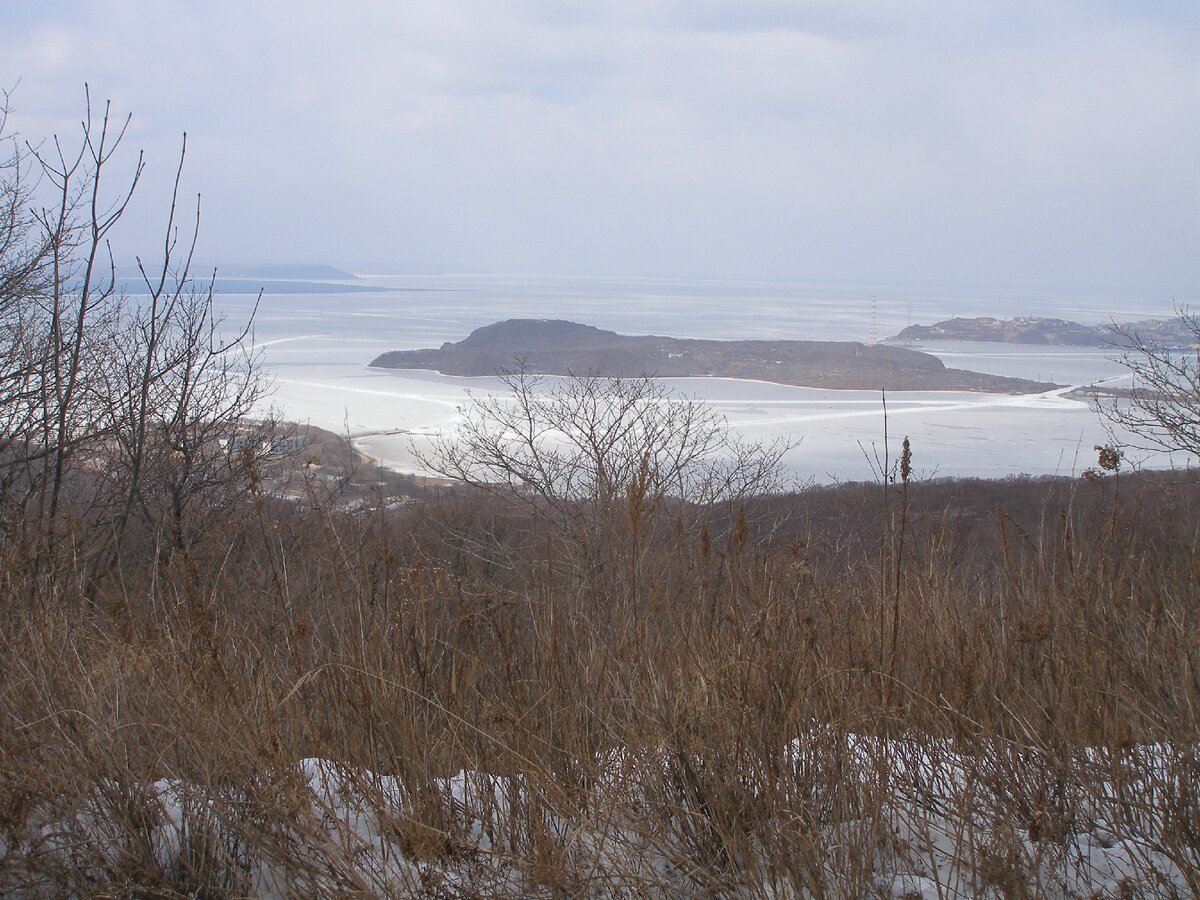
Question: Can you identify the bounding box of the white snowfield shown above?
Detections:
[14,738,1195,897]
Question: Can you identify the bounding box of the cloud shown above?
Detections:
[0,1,1196,296]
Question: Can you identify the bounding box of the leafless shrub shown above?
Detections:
[1103,305,1200,464]
[0,88,271,585]
[417,366,796,603]
[423,366,794,508]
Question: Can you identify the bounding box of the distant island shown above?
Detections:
[112,277,387,297]
[369,319,1058,393]
[113,263,384,296]
[218,263,358,280]
[890,315,1197,348]
[207,279,386,295]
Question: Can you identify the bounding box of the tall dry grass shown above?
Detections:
[0,469,1197,895]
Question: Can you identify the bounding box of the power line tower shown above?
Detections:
[868,295,878,345]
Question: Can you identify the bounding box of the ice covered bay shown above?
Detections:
[217,275,1173,483]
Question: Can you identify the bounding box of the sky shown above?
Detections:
[2,1,1198,297]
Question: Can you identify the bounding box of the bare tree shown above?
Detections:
[92,139,272,565]
[418,367,796,585]
[0,87,271,582]
[425,367,793,508]
[0,87,61,515]
[1103,305,1200,463]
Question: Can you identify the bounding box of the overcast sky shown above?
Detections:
[2,1,1197,297]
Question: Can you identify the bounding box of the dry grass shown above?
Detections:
[0,470,1197,895]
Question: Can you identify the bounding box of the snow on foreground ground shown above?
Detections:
[6,737,1195,897]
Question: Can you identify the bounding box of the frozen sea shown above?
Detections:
[210,274,1186,484]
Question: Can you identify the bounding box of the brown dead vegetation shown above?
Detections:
[1,457,1198,894]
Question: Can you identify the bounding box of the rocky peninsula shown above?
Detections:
[370,319,1058,393]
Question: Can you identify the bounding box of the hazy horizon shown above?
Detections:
[182,263,1196,302]
[3,1,1197,303]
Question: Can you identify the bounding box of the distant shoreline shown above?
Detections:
[113,277,390,296]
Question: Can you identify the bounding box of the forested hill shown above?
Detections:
[369,319,1058,393]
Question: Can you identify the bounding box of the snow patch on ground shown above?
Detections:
[7,737,1196,896]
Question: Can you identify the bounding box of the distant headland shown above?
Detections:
[113,263,385,296]
[218,263,358,280]
[889,315,1197,348]
[369,319,1058,393]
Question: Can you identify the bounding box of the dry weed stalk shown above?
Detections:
[0,466,1196,894]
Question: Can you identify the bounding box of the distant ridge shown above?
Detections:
[890,315,1197,348]
[218,263,358,280]
[370,319,1058,393]
[112,277,386,296]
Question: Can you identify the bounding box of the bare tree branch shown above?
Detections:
[1102,305,1200,463]
[0,88,271,582]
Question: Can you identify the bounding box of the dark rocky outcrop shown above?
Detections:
[370,319,1059,393]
